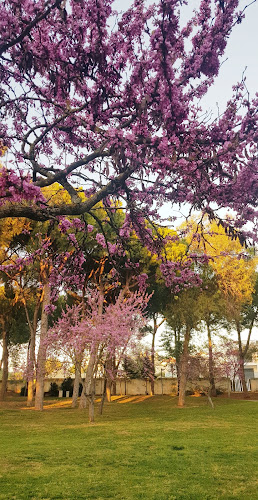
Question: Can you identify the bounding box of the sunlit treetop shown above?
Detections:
[185,217,257,303]
[0,0,257,246]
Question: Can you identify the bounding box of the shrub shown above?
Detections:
[20,386,27,396]
[60,377,73,397]
[49,382,59,397]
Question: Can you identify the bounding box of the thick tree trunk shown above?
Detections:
[0,328,9,401]
[178,326,191,407]
[72,359,81,408]
[35,282,50,411]
[79,383,87,408]
[207,322,217,397]
[79,347,97,419]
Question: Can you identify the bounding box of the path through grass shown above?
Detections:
[0,395,257,499]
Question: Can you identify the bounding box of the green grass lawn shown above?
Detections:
[0,395,257,500]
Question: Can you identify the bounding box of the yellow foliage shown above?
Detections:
[45,358,63,377]
[0,145,7,156]
[157,226,187,262]
[41,183,75,206]
[0,218,31,267]
[185,216,257,305]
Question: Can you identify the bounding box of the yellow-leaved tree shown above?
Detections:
[185,216,257,396]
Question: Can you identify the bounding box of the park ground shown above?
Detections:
[0,394,257,500]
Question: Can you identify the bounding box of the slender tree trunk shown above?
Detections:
[207,322,216,397]
[112,356,117,396]
[236,320,249,399]
[79,288,104,421]
[150,317,157,396]
[72,359,82,408]
[175,329,181,395]
[0,328,9,401]
[26,304,39,407]
[88,378,95,423]
[105,356,113,402]
[178,326,191,407]
[150,316,165,395]
[239,351,249,397]
[27,332,36,406]
[99,377,107,415]
[35,282,50,411]
[106,379,112,402]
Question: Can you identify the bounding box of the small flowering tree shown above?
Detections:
[46,287,149,421]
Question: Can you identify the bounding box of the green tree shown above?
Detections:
[0,281,30,400]
[163,288,202,407]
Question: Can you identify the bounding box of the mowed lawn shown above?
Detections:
[0,395,257,500]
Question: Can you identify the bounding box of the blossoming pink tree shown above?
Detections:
[0,216,89,409]
[46,288,149,421]
[0,0,257,244]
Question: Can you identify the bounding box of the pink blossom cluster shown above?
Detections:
[160,258,203,293]
[0,0,256,243]
[46,288,150,364]
[0,167,45,206]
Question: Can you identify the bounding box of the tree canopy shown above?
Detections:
[0,0,257,246]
